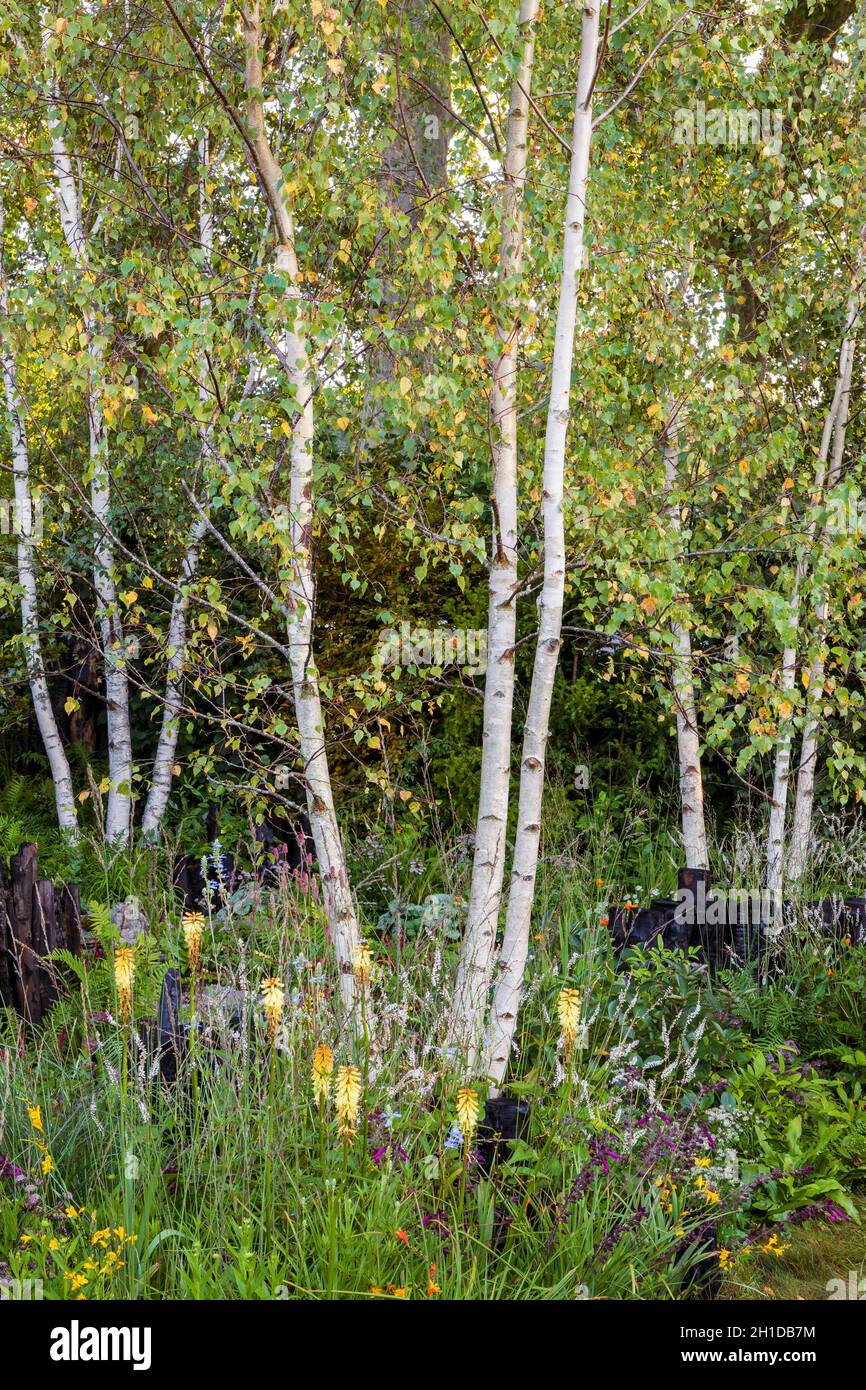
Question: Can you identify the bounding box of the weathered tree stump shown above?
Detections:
[0,844,84,1022]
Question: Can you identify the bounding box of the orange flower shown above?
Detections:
[596,878,604,888]
[395,1228,409,1246]
[600,916,609,927]
[427,1263,441,1296]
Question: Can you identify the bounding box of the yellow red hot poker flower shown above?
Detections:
[557,987,581,1055]
[352,940,373,987]
[260,976,285,1044]
[311,1044,334,1105]
[181,911,205,975]
[334,1064,362,1137]
[455,1087,479,1141]
[113,948,135,1022]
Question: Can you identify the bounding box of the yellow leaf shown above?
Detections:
[640,596,657,616]
[64,697,80,715]
[327,57,344,75]
[77,790,90,804]
[336,416,349,430]
[207,622,218,640]
[647,402,661,420]
[171,763,181,777]
[121,590,138,606]
[779,699,793,719]
[141,404,158,426]
[802,669,810,688]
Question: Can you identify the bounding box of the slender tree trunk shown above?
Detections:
[141,136,213,840]
[450,0,539,1060]
[51,126,133,844]
[765,289,856,890]
[662,406,709,871]
[242,3,368,1030]
[484,0,602,1087]
[787,239,864,883]
[1,191,78,835]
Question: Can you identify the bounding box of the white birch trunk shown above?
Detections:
[51,126,133,844]
[787,244,864,882]
[450,0,539,1061]
[765,328,851,892]
[663,410,709,871]
[485,0,601,1087]
[1,193,78,834]
[243,3,367,1030]
[141,137,213,840]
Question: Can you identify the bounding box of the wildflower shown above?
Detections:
[557,987,581,1054]
[311,1044,334,1105]
[444,1123,464,1151]
[390,1286,408,1298]
[427,1263,441,1296]
[455,1088,479,1141]
[395,1228,409,1246]
[27,1104,44,1133]
[718,1248,734,1272]
[181,911,205,975]
[600,916,609,927]
[114,947,135,1022]
[334,1065,362,1137]
[693,1156,711,1169]
[596,878,604,888]
[352,941,373,986]
[260,976,285,1043]
[41,1153,53,1176]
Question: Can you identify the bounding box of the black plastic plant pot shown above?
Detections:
[695,920,728,976]
[817,897,845,935]
[651,897,691,952]
[677,866,711,896]
[477,1097,531,1175]
[626,907,662,950]
[730,921,765,970]
[843,898,866,944]
[607,903,634,953]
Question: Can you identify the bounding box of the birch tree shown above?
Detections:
[449,0,539,1059]
[238,1,368,1028]
[140,136,214,840]
[0,183,78,835]
[49,107,134,844]
[484,0,601,1086]
[786,234,865,884]
[765,245,864,891]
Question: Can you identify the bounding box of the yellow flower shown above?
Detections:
[352,940,373,986]
[27,1104,44,1133]
[114,947,135,1022]
[312,1044,334,1105]
[260,976,285,1043]
[557,987,581,1054]
[41,1152,54,1175]
[718,1247,734,1271]
[334,1064,362,1137]
[181,912,205,975]
[455,1087,479,1140]
[693,1156,711,1168]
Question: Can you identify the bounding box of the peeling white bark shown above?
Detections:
[141,137,213,841]
[787,240,864,883]
[485,0,601,1088]
[450,0,539,1065]
[1,191,78,835]
[243,3,367,1031]
[51,124,133,844]
[663,408,708,872]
